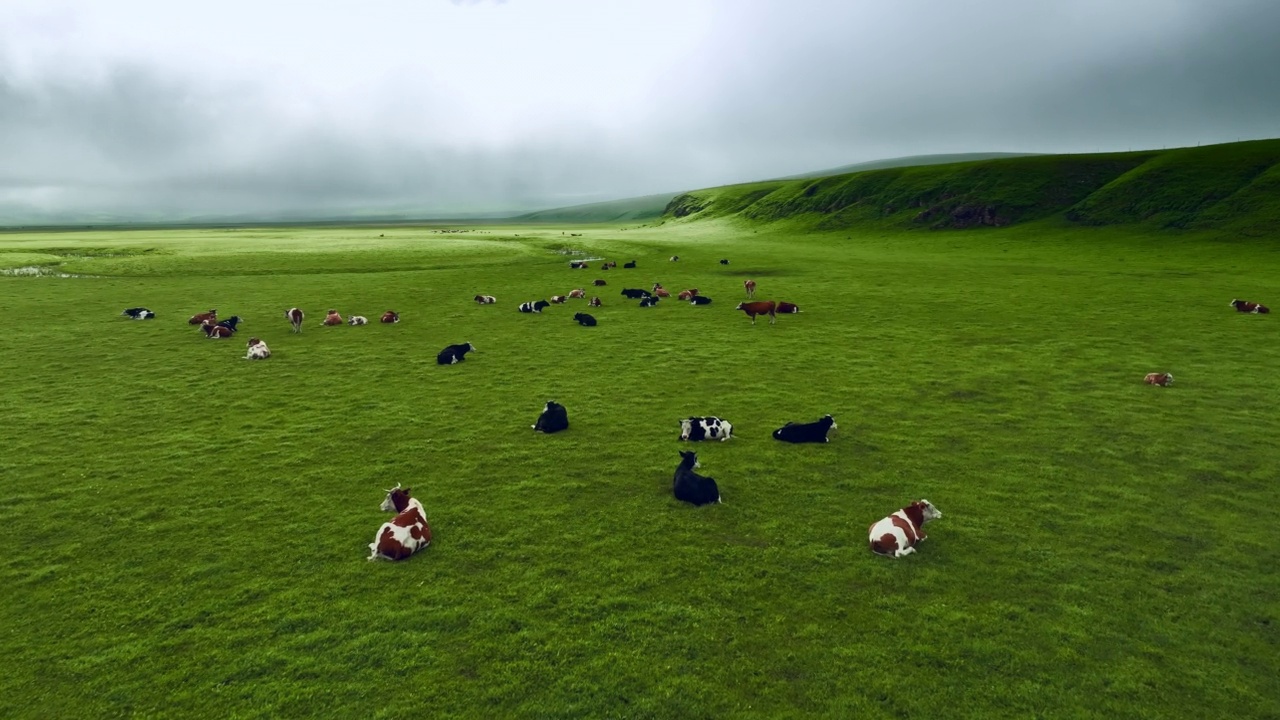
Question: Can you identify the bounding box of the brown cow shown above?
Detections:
[381,311,400,323]
[189,309,217,325]
[588,296,602,307]
[322,310,343,326]
[201,320,233,338]
[568,288,586,299]
[1144,372,1174,387]
[735,300,776,325]
[744,279,756,298]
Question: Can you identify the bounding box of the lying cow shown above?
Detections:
[594,279,607,287]
[216,315,243,332]
[772,415,837,443]
[654,288,671,298]
[368,484,432,561]
[243,337,270,360]
[437,342,476,365]
[122,307,155,320]
[474,295,497,305]
[519,300,551,313]
[348,315,369,326]
[673,451,720,506]
[201,320,234,339]
[189,309,217,325]
[776,302,800,314]
[869,500,942,558]
[623,260,636,268]
[679,417,733,442]
[669,255,679,262]
[588,296,602,307]
[690,295,712,305]
[285,307,304,333]
[621,288,652,299]
[532,401,569,433]
[574,312,597,326]
[736,300,776,324]
[380,310,400,323]
[720,259,730,265]
[568,288,586,299]
[639,296,659,307]
[1144,372,1174,387]
[322,310,343,326]
[1231,298,1270,314]
[550,295,568,304]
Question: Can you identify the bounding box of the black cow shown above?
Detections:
[690,296,712,305]
[621,288,652,299]
[436,342,476,365]
[623,261,637,268]
[720,259,730,265]
[216,315,243,332]
[519,300,551,313]
[532,401,569,433]
[573,313,597,326]
[639,296,659,307]
[122,307,155,319]
[772,415,838,443]
[673,451,720,506]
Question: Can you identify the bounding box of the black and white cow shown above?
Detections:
[573,312,597,326]
[532,401,569,433]
[690,295,713,305]
[216,315,243,332]
[122,307,155,319]
[621,288,652,299]
[639,296,659,307]
[679,417,734,442]
[673,451,720,506]
[719,259,730,265]
[436,342,476,365]
[519,300,551,313]
[772,415,837,443]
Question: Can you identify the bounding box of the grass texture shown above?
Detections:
[1,218,1278,718]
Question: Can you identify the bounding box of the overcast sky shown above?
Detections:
[2,0,1278,222]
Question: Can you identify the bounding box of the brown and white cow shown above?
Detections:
[201,320,233,338]
[189,309,217,325]
[588,296,602,307]
[380,310,400,323]
[1144,372,1174,387]
[368,484,432,561]
[285,307,304,333]
[568,288,586,299]
[550,295,568,304]
[869,500,942,558]
[1231,298,1271,314]
[322,310,343,326]
[654,287,671,298]
[735,300,777,325]
[677,290,694,300]
[744,279,757,298]
[244,337,271,360]
[474,295,497,305]
[777,302,800,314]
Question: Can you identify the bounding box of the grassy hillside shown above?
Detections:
[663,139,1280,233]
[515,193,678,223]
[779,151,1040,179]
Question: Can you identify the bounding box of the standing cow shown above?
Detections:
[735,300,776,325]
[869,500,942,558]
[744,279,757,298]
[285,307,304,333]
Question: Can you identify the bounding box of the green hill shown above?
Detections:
[662,139,1280,233]
[515,193,678,223]
[778,152,1040,179]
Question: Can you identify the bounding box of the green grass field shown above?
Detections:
[2,211,1279,716]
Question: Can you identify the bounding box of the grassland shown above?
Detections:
[2,208,1278,719]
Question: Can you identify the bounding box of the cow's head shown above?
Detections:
[247,337,262,347]
[380,484,412,513]
[534,300,550,311]
[679,418,694,440]
[678,450,699,468]
[915,500,942,522]
[822,415,837,431]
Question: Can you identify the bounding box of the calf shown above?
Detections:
[519,300,551,313]
[368,484,432,561]
[594,279,607,286]
[243,337,270,360]
[122,307,155,320]
[1231,298,1271,314]
[690,295,712,305]
[744,279,757,298]
[639,296,660,307]
[380,310,400,323]
[216,315,243,332]
[679,417,733,442]
[588,296,602,307]
[532,401,569,433]
[736,300,776,324]
[673,451,720,506]
[568,288,586,299]
[285,307,304,333]
[623,260,637,268]
[574,312,597,326]
[869,500,942,558]
[1144,372,1174,387]
[189,309,217,325]
[348,315,369,325]
[621,288,652,299]
[322,310,343,326]
[773,415,837,443]
[776,302,800,314]
[550,295,568,304]
[474,295,497,305]
[201,320,234,339]
[437,342,476,365]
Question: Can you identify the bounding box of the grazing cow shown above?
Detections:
[1144,372,1174,387]
[285,307,304,333]
[639,296,660,307]
[532,401,569,433]
[594,279,607,287]
[550,295,568,304]
[744,279,757,298]
[244,337,270,360]
[772,415,837,443]
[624,261,637,268]
[437,342,476,365]
[122,307,155,320]
[673,451,720,506]
[189,309,217,325]
[574,312,597,326]
[474,295,497,305]
[690,295,712,305]
[201,320,234,339]
[720,259,730,265]
[380,311,400,323]
[621,288,652,299]
[519,300,551,313]
[348,315,369,326]
[1231,298,1271,314]
[736,300,776,324]
[776,302,800,314]
[588,296,602,307]
[368,484,432,561]
[670,255,679,262]
[869,500,942,558]
[568,288,586,299]
[654,288,671,298]
[216,316,243,332]
[322,310,343,326]
[679,417,733,442]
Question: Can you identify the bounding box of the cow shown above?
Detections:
[532,401,569,433]
[600,263,609,271]
[588,296,602,307]
[623,261,637,268]
[744,279,757,298]
[574,312,597,326]
[673,451,720,506]
[243,337,271,360]
[322,310,343,326]
[670,256,679,262]
[368,484,432,561]
[437,342,476,365]
[216,315,243,332]
[1144,372,1174,387]
[348,315,369,326]
[639,296,660,307]
[720,259,730,265]
[772,415,837,443]
[122,307,155,320]
[285,307,304,333]
[869,500,942,558]
[1231,298,1271,314]
[677,290,694,301]
[679,417,733,442]
[550,295,568,304]
[519,300,551,313]
[569,261,586,269]
[189,309,217,325]
[621,288,652,299]
[568,288,586,299]
[605,261,617,268]
[690,295,712,305]
[776,302,800,314]
[654,288,671,298]
[594,279,607,287]
[200,320,234,339]
[474,295,497,305]
[380,311,400,323]
[736,300,776,325]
